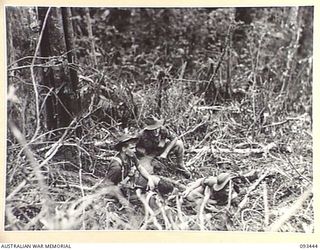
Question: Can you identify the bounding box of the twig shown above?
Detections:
[107,212,133,230]
[235,170,270,215]
[267,186,312,232]
[39,87,54,114]
[186,146,208,167]
[189,142,277,156]
[5,205,21,230]
[241,208,265,230]
[78,168,86,230]
[17,117,79,160]
[23,206,47,230]
[54,179,104,191]
[136,189,162,230]
[6,180,27,201]
[9,121,51,212]
[7,52,74,68]
[263,181,269,226]
[179,61,188,80]
[39,118,76,168]
[205,24,233,90]
[176,195,185,225]
[226,180,233,210]
[155,197,171,230]
[8,61,69,71]
[303,197,313,217]
[198,186,210,230]
[167,209,180,230]
[63,186,127,219]
[75,134,93,224]
[151,76,210,83]
[193,131,215,149]
[179,120,208,139]
[284,154,312,184]
[144,191,162,228]
[262,116,304,128]
[30,7,51,142]
[85,7,97,66]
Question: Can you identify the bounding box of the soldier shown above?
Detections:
[136,117,191,179]
[103,133,156,209]
[182,173,239,207]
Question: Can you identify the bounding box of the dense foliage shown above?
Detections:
[6,6,313,232]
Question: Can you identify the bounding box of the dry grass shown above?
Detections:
[5,77,313,232]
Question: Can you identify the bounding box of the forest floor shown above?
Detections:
[5,100,313,232]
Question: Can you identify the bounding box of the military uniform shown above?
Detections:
[184,173,238,206]
[136,126,190,177]
[107,154,150,188]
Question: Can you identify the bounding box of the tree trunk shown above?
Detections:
[61,7,80,115]
[297,6,313,58]
[280,7,300,94]
[38,7,57,130]
[85,7,97,67]
[233,7,253,43]
[6,10,15,68]
[38,7,79,131]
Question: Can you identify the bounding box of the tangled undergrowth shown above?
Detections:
[5,79,313,231]
[5,6,313,234]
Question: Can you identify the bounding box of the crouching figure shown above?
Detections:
[103,133,155,210]
[182,173,239,209]
[136,117,191,179]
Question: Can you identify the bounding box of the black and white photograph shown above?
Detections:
[5,6,313,232]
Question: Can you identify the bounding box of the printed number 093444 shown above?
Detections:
[300,244,318,248]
